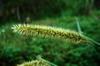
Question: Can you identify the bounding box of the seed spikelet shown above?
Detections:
[11,24,87,43]
[17,59,51,66]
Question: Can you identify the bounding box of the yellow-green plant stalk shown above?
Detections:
[11,24,87,43]
[17,59,51,66]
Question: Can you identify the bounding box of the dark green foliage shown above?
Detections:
[66,0,94,15]
[0,0,94,22]
[1,0,67,21]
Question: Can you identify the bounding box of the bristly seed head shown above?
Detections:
[17,59,51,66]
[11,24,88,44]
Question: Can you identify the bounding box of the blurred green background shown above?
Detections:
[0,0,100,66]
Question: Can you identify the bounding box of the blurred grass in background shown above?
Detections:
[0,0,100,66]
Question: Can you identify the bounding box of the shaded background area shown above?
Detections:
[94,0,100,9]
[0,0,100,23]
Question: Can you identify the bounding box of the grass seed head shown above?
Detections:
[11,24,88,44]
[17,59,51,66]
